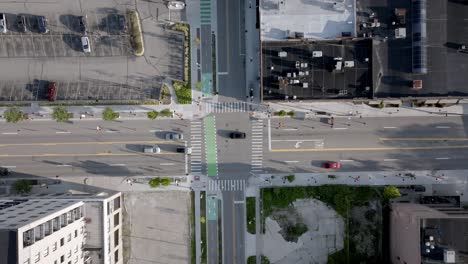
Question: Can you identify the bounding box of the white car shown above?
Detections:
[0,13,7,33]
[168,1,186,10]
[81,36,91,53]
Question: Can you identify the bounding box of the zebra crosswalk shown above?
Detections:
[207,179,246,192]
[251,119,264,174]
[203,101,253,114]
[190,120,204,174]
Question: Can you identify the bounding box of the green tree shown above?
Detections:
[383,186,401,200]
[149,178,161,188]
[160,177,171,186]
[13,180,32,194]
[285,174,295,183]
[102,107,119,121]
[287,110,295,117]
[147,111,159,119]
[4,107,26,123]
[277,110,287,116]
[160,108,173,117]
[52,106,72,122]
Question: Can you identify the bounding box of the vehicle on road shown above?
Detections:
[230,131,246,139]
[176,147,192,154]
[0,13,7,33]
[322,161,341,169]
[0,168,9,176]
[167,1,186,10]
[81,36,91,53]
[17,15,27,32]
[48,82,56,101]
[143,145,161,153]
[37,16,48,33]
[78,16,86,33]
[166,132,183,140]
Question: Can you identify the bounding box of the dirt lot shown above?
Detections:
[123,191,191,264]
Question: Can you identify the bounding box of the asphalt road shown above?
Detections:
[0,119,190,177]
[217,0,246,101]
[264,116,468,173]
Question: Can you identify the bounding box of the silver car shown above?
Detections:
[165,132,183,140]
[143,145,161,153]
[0,13,7,33]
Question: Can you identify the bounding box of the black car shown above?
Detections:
[17,15,27,32]
[230,131,246,139]
[0,168,9,176]
[37,16,48,33]
[78,16,86,33]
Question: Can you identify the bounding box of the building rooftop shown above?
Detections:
[0,199,79,229]
[260,0,356,40]
[262,39,373,100]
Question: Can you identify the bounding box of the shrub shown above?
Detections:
[149,177,171,188]
[277,110,287,116]
[383,186,401,200]
[173,81,192,104]
[287,110,295,117]
[128,10,144,56]
[285,175,295,183]
[102,107,119,121]
[377,102,385,109]
[147,111,159,119]
[160,177,171,186]
[200,216,206,224]
[160,108,173,118]
[52,106,72,122]
[196,81,202,90]
[4,107,26,123]
[13,180,32,194]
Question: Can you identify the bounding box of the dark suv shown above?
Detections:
[37,16,48,33]
[230,131,246,139]
[0,168,9,176]
[78,16,86,33]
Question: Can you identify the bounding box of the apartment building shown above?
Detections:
[0,192,122,264]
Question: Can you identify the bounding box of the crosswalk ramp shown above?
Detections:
[207,179,246,192]
[190,120,204,174]
[251,119,264,173]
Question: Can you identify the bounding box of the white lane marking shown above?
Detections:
[435,157,450,160]
[282,128,298,131]
[160,163,176,166]
[110,164,126,166]
[149,129,162,132]
[106,130,119,133]
[55,131,71,134]
[1,165,16,168]
[384,127,397,129]
[271,139,323,142]
[340,159,354,162]
[56,164,71,167]
[333,127,348,130]
[383,159,399,161]
[436,126,450,129]
[2,132,18,135]
[285,160,299,163]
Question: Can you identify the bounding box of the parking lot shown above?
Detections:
[0,0,185,102]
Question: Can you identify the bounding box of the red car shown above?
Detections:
[48,82,56,101]
[322,161,341,169]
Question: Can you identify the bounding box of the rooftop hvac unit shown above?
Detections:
[443,249,455,263]
[278,51,287,57]
[344,61,355,68]
[313,51,323,57]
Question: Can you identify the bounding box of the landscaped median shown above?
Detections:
[173,80,192,104]
[128,10,144,56]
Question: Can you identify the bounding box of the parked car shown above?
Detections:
[81,36,91,53]
[17,15,27,32]
[230,131,246,139]
[0,13,7,33]
[166,132,183,140]
[167,1,186,10]
[143,145,161,153]
[322,161,341,169]
[48,82,56,102]
[37,16,48,33]
[78,16,86,33]
[0,168,9,176]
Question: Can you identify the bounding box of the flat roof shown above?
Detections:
[260,0,356,40]
[359,0,468,97]
[262,39,373,99]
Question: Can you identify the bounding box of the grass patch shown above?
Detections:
[200,192,207,264]
[173,81,192,104]
[128,10,144,56]
[246,197,256,234]
[0,102,30,107]
[284,175,295,183]
[247,255,270,264]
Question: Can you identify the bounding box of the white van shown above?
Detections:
[143,145,161,153]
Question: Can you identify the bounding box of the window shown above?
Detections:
[44,247,49,257]
[74,245,78,253]
[67,250,71,258]
[114,213,120,227]
[60,238,64,246]
[114,229,119,247]
[74,256,78,264]
[114,196,121,210]
[52,242,57,251]
[60,255,64,263]
[23,259,30,264]
[67,233,71,242]
[80,226,83,234]
[34,252,40,263]
[74,229,78,237]
[114,249,119,262]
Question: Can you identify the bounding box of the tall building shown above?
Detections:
[0,192,122,264]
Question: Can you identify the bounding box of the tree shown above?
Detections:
[285,174,295,183]
[383,186,401,200]
[102,107,119,121]
[4,107,26,123]
[13,180,32,194]
[277,110,287,116]
[148,177,171,187]
[52,106,72,122]
[160,108,173,117]
[160,177,171,186]
[287,110,295,117]
[147,111,159,119]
